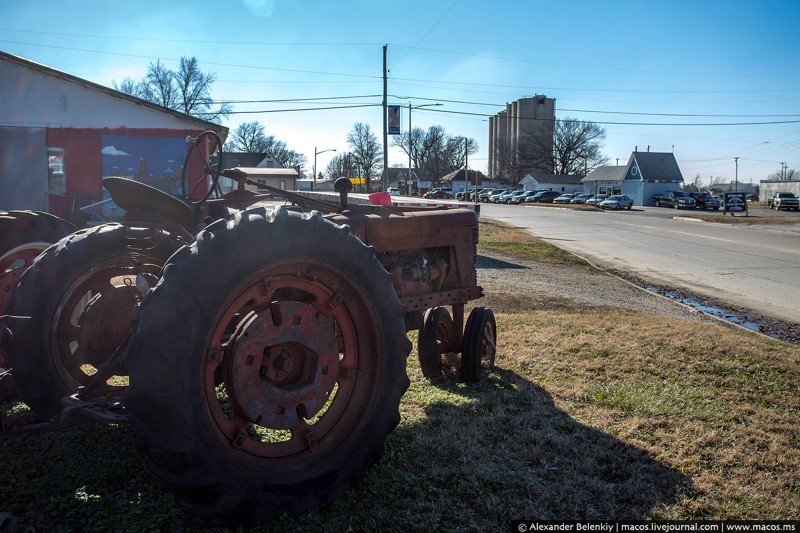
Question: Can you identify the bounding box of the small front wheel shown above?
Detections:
[461,307,497,383]
[418,307,455,379]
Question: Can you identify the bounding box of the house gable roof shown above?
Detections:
[630,152,684,182]
[441,168,487,184]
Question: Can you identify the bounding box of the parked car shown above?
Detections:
[478,189,497,202]
[652,191,695,209]
[599,194,634,210]
[510,190,538,204]
[585,194,608,206]
[499,190,523,204]
[456,188,481,200]
[423,189,452,199]
[388,187,400,196]
[689,192,721,210]
[570,193,594,204]
[489,189,512,203]
[769,192,799,211]
[552,193,576,204]
[526,190,561,203]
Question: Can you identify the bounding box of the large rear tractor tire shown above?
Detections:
[0,210,76,400]
[125,206,411,526]
[2,224,176,418]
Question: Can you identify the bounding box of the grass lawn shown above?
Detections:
[1,219,798,531]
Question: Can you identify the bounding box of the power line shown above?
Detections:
[227,103,381,114]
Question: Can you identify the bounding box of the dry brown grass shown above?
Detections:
[493,308,800,519]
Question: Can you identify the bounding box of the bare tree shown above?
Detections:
[550,118,609,175]
[224,122,307,172]
[113,57,230,123]
[326,152,357,180]
[393,125,478,185]
[225,122,268,152]
[347,123,382,192]
[767,168,798,180]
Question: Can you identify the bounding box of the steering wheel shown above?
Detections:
[181,130,223,206]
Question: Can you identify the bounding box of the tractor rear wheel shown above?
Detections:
[3,224,175,418]
[125,206,410,526]
[0,211,75,400]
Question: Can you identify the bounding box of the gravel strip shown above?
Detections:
[476,248,800,345]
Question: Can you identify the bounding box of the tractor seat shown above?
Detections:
[102,177,194,224]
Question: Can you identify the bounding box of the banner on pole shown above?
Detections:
[388,106,401,135]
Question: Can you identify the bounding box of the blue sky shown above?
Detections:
[2,0,799,185]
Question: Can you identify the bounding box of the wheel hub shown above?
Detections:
[226,301,339,429]
[75,284,140,367]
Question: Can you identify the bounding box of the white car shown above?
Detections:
[388,187,400,196]
[599,194,634,210]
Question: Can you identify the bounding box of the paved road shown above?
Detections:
[480,203,800,324]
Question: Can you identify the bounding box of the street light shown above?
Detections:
[313,147,336,191]
[407,103,442,192]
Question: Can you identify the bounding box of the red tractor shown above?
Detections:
[0,131,495,525]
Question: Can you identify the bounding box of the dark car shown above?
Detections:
[689,192,722,210]
[526,190,561,203]
[423,189,452,199]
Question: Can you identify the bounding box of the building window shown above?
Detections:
[279,180,286,190]
[47,147,66,194]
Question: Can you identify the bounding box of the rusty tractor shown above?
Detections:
[0,131,496,525]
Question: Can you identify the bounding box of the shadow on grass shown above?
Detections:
[476,254,528,270]
[0,364,689,531]
[353,367,690,529]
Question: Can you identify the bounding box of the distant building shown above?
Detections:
[758,180,798,202]
[581,151,687,206]
[621,151,685,206]
[440,169,490,194]
[520,173,583,194]
[488,96,555,179]
[581,166,627,196]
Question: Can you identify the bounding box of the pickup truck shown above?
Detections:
[689,192,722,210]
[768,192,799,211]
[652,191,696,209]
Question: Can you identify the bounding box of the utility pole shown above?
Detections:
[781,162,786,180]
[734,157,739,192]
[463,137,468,195]
[382,44,388,193]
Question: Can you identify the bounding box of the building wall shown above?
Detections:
[759,180,800,202]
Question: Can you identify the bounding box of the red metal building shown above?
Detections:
[0,52,228,218]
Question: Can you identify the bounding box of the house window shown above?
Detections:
[47,147,66,194]
[279,180,286,190]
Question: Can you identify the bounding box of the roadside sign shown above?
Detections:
[723,192,747,215]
